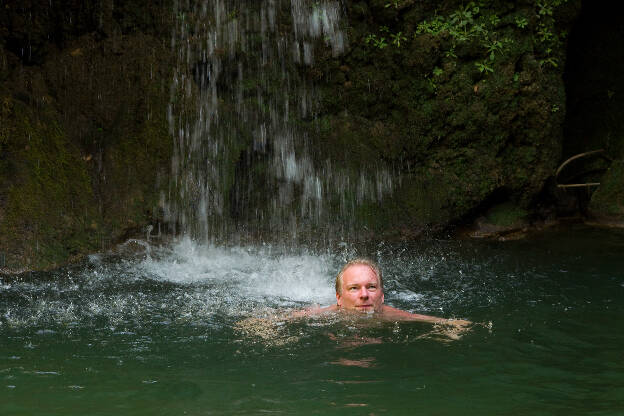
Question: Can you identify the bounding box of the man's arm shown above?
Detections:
[381,305,471,328]
[289,304,471,328]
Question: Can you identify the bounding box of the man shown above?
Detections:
[298,258,471,328]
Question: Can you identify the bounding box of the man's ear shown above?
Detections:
[381,292,384,304]
[336,292,342,306]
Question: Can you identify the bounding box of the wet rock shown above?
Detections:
[587,159,624,228]
[0,3,174,270]
[465,202,530,240]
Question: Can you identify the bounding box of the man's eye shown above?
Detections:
[368,285,377,290]
[348,287,357,291]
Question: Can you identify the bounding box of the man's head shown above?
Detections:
[335,259,384,313]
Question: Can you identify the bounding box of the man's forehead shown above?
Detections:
[342,264,379,284]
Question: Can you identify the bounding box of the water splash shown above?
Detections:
[137,237,336,304]
[0,240,339,331]
[0,239,486,332]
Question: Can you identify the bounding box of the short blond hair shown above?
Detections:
[335,258,383,295]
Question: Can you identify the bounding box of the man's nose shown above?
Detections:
[358,288,369,298]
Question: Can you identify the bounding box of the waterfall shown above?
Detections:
[164,0,395,243]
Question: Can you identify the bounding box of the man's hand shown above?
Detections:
[431,318,472,340]
[444,318,472,329]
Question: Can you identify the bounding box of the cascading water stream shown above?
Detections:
[163,0,396,243]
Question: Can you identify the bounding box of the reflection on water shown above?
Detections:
[1,226,624,415]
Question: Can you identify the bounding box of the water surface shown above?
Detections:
[1,226,623,415]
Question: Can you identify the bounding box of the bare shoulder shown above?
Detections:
[290,304,338,318]
[379,305,434,321]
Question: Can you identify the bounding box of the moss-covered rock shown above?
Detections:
[307,0,579,233]
[0,95,98,269]
[588,160,624,225]
[0,2,174,270]
[0,0,586,268]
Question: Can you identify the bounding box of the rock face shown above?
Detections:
[588,161,624,226]
[309,0,580,234]
[561,1,624,226]
[0,1,174,269]
[0,0,590,269]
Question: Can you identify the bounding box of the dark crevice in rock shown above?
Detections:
[560,0,624,223]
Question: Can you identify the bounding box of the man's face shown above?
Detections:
[336,264,384,313]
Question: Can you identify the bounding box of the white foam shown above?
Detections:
[137,237,335,306]
[388,289,424,303]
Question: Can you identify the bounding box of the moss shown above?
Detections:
[0,24,175,269]
[589,160,624,217]
[485,202,528,227]
[0,98,98,269]
[303,0,578,236]
[101,103,171,238]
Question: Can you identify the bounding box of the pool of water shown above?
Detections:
[1,226,623,415]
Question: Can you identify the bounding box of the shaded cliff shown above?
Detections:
[6,0,618,270]
[561,1,624,225]
[307,0,580,234]
[0,0,174,269]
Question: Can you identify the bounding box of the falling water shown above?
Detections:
[163,0,396,243]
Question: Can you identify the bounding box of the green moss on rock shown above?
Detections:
[0,98,98,269]
[589,160,624,218]
[485,202,529,227]
[308,0,579,234]
[1,22,174,270]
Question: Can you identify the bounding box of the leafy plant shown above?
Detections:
[390,32,407,47]
[425,75,438,91]
[449,2,479,35]
[531,0,569,71]
[414,2,508,74]
[515,17,528,28]
[416,17,446,36]
[366,26,405,49]
[365,34,388,49]
[489,14,500,26]
[483,39,503,61]
[536,0,553,17]
[368,0,572,75]
[537,24,554,41]
[475,61,494,73]
[539,56,558,68]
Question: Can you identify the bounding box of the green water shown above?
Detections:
[2,226,623,415]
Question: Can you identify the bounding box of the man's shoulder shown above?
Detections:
[380,305,415,319]
[290,304,338,318]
